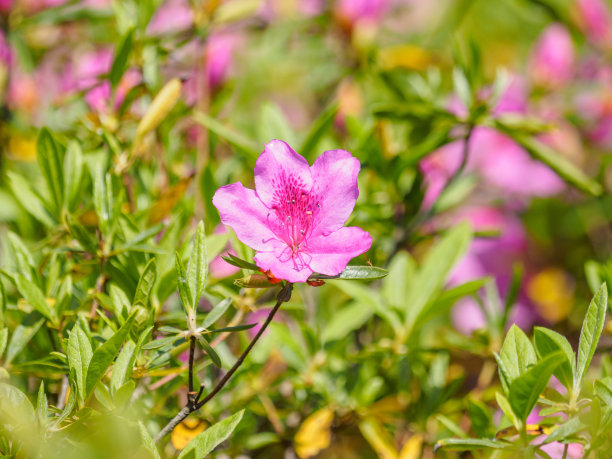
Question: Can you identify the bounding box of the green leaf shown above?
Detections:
[575,283,608,391]
[67,324,93,406]
[508,351,564,421]
[133,258,157,308]
[141,334,182,350]
[15,274,54,323]
[258,102,297,146]
[37,127,65,215]
[498,130,602,196]
[177,410,245,459]
[208,323,257,333]
[467,399,493,438]
[193,111,259,160]
[0,328,7,360]
[36,381,48,426]
[533,327,575,391]
[63,141,84,212]
[187,221,207,310]
[139,421,162,459]
[175,253,194,321]
[85,312,136,397]
[196,334,221,368]
[499,325,537,384]
[322,301,374,343]
[452,68,472,110]
[404,223,472,331]
[222,254,260,271]
[0,278,6,326]
[201,298,233,329]
[544,416,587,444]
[7,172,56,227]
[309,266,388,281]
[65,214,99,254]
[594,377,612,408]
[435,438,513,452]
[110,28,134,88]
[110,340,135,394]
[495,392,521,430]
[299,102,338,161]
[0,382,35,427]
[5,317,45,365]
[93,166,112,233]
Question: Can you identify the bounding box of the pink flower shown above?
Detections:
[0,30,10,64]
[529,24,574,88]
[0,0,12,13]
[212,140,372,283]
[209,226,240,279]
[147,0,193,35]
[205,32,240,89]
[336,0,390,26]
[576,0,612,46]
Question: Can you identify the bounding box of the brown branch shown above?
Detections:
[153,283,293,443]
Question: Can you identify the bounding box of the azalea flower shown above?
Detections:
[529,23,574,88]
[212,140,372,283]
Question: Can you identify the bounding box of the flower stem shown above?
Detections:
[153,282,293,443]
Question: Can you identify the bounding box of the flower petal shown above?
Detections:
[306,227,372,276]
[254,140,313,208]
[310,149,361,236]
[212,182,278,251]
[254,250,313,283]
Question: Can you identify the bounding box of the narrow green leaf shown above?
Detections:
[85,312,137,397]
[139,421,162,459]
[93,165,110,233]
[452,68,473,109]
[404,223,472,331]
[544,416,587,444]
[5,318,45,365]
[187,221,207,310]
[133,258,157,308]
[533,327,575,391]
[201,298,232,329]
[67,324,93,405]
[309,266,388,281]
[594,377,612,408]
[495,392,521,430]
[141,335,182,350]
[0,279,6,326]
[508,351,564,421]
[499,325,537,383]
[467,399,493,438]
[209,323,257,333]
[0,382,35,427]
[193,111,259,160]
[7,172,56,227]
[0,328,8,360]
[435,438,513,452]
[196,334,221,368]
[15,274,54,322]
[37,127,65,215]
[36,381,48,426]
[110,340,135,394]
[64,141,84,212]
[175,253,194,319]
[177,410,245,459]
[222,254,260,271]
[322,302,374,343]
[575,283,608,391]
[65,214,99,254]
[498,129,602,196]
[110,28,134,88]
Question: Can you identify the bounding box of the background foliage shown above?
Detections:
[1,0,612,457]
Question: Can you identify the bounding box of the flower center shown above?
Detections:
[268,171,320,265]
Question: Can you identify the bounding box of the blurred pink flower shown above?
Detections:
[336,0,390,26]
[245,308,273,338]
[147,0,193,35]
[0,30,9,64]
[576,86,612,146]
[576,0,612,46]
[213,140,372,283]
[529,23,574,88]
[0,0,12,13]
[205,32,241,89]
[446,207,536,334]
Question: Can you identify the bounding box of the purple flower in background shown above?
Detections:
[213,140,372,283]
[209,225,240,278]
[576,0,612,46]
[529,23,574,88]
[0,30,10,64]
[205,32,240,89]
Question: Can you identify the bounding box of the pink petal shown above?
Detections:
[212,182,279,251]
[306,227,372,276]
[254,249,313,283]
[310,149,361,236]
[254,140,313,208]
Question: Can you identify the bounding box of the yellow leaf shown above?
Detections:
[135,78,182,141]
[148,176,192,224]
[171,418,207,451]
[378,45,433,71]
[398,433,423,459]
[7,135,37,162]
[294,407,334,458]
[358,418,398,459]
